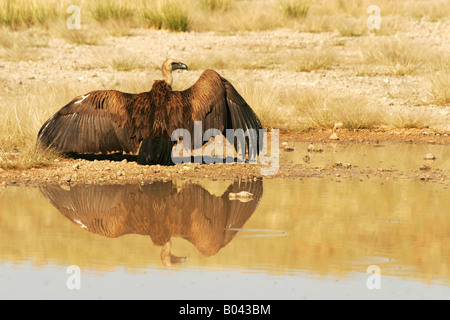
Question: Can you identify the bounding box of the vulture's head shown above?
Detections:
[161,58,188,85]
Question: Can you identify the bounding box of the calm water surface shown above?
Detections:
[0,143,449,299]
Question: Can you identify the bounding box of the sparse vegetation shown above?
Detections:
[279,0,312,19]
[198,0,235,12]
[0,0,449,170]
[90,0,135,23]
[0,0,60,28]
[56,26,103,45]
[142,0,190,32]
[429,73,450,105]
[292,89,381,129]
[290,48,337,72]
[358,38,440,76]
[108,56,145,71]
[0,30,41,61]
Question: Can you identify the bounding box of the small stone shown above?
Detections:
[307,143,323,153]
[420,165,431,171]
[329,132,340,140]
[424,153,436,160]
[333,122,343,130]
[229,191,254,202]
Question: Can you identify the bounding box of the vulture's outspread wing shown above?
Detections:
[185,70,263,158]
[37,90,140,154]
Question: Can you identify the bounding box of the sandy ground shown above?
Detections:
[1,22,449,186]
[1,23,450,129]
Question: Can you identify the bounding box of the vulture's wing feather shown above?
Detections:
[37,90,140,154]
[40,184,136,237]
[186,70,263,156]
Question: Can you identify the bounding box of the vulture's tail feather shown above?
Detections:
[137,138,173,165]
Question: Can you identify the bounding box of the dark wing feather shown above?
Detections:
[37,90,140,154]
[222,179,263,245]
[186,70,263,156]
[40,184,135,238]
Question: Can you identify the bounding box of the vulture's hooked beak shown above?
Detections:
[171,62,188,71]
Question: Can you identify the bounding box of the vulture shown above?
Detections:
[37,58,263,165]
[40,179,263,266]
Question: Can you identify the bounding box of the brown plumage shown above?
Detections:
[40,179,263,266]
[37,58,263,165]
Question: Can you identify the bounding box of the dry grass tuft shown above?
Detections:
[90,0,135,23]
[291,88,382,129]
[279,0,312,19]
[141,0,190,32]
[55,25,104,45]
[0,29,41,61]
[198,0,235,12]
[0,0,61,28]
[358,37,441,76]
[384,108,437,129]
[238,83,296,131]
[0,82,87,169]
[429,73,450,105]
[107,56,146,72]
[290,48,338,72]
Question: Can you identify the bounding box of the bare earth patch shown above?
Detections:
[1,17,449,182]
[0,130,448,187]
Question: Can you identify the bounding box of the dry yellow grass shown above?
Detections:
[0,0,449,35]
[289,88,382,129]
[0,83,64,169]
[0,29,43,61]
[290,47,338,72]
[358,37,443,76]
[429,73,450,106]
[1,0,449,169]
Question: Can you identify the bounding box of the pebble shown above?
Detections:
[307,143,323,152]
[228,191,254,202]
[424,153,436,160]
[333,122,343,130]
[329,133,339,140]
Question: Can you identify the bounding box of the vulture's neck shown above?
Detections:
[162,67,173,86]
[151,80,172,93]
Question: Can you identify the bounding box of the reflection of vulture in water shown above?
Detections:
[40,179,263,266]
[37,58,263,165]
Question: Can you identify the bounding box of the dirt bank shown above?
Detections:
[0,129,448,187]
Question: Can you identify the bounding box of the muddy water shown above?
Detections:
[0,143,449,299]
[282,142,450,170]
